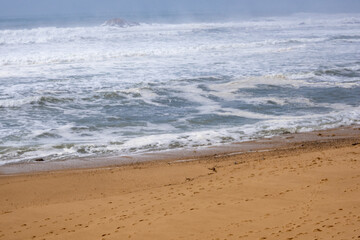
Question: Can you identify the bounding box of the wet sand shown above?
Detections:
[0,127,360,240]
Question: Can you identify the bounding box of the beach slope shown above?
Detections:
[0,138,360,240]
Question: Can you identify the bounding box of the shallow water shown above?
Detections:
[0,14,360,165]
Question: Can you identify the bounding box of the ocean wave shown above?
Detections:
[0,96,41,108]
[0,96,74,108]
[1,14,359,46]
[1,14,360,167]
[0,38,311,67]
[94,87,164,106]
[0,22,220,46]
[328,35,360,41]
[311,63,360,79]
[264,38,326,45]
[314,68,360,78]
[0,19,338,47]
[0,25,146,45]
[1,105,359,166]
[341,17,360,24]
[0,42,258,66]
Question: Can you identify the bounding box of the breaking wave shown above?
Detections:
[1,14,360,166]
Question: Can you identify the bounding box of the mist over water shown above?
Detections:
[0,13,360,165]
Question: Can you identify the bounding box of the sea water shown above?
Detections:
[0,13,360,165]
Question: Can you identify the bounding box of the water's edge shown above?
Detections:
[1,124,358,176]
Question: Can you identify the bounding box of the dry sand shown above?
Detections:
[0,129,360,240]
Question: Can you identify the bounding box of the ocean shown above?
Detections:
[0,13,360,166]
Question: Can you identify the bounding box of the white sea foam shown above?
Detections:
[0,96,42,108]
[0,14,360,165]
[3,104,359,166]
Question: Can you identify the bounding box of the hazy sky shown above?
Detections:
[1,0,360,18]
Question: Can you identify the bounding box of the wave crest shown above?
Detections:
[0,96,74,108]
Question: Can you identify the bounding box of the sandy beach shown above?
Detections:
[1,6,360,240]
[1,127,360,240]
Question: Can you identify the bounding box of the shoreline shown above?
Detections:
[1,124,359,176]
[0,125,359,239]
